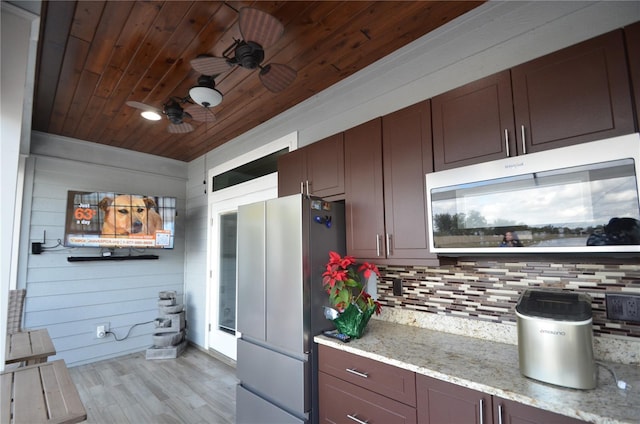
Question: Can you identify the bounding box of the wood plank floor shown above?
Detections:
[68,345,238,423]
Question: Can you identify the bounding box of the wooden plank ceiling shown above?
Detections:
[32,1,484,162]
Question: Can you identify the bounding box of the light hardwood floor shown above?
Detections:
[68,345,238,423]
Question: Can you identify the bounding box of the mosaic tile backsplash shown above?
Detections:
[376,258,640,340]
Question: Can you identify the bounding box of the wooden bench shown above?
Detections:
[5,329,56,366]
[1,359,86,424]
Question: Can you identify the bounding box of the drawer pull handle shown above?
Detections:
[345,368,369,378]
[347,413,369,424]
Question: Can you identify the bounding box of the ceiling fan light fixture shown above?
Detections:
[189,75,223,108]
[189,86,223,108]
[141,110,162,121]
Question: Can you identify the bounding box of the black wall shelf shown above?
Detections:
[67,254,159,262]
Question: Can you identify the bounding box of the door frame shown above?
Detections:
[204,132,297,359]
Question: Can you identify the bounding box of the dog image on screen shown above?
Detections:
[99,195,163,237]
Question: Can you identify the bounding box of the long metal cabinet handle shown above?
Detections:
[345,368,369,378]
[347,414,369,424]
[300,181,304,195]
[504,129,510,157]
[376,234,381,257]
[386,233,391,256]
[521,125,527,154]
[479,399,484,424]
[305,180,310,196]
[498,404,504,424]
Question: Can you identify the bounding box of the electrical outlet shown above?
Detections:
[392,278,403,296]
[96,323,109,338]
[606,293,640,323]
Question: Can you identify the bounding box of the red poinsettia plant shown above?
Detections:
[322,251,382,315]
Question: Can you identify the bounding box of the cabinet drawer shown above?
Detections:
[319,372,417,424]
[318,344,416,406]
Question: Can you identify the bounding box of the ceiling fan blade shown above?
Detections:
[259,63,297,93]
[167,122,194,134]
[239,7,284,49]
[185,105,216,123]
[190,56,232,76]
[125,100,161,114]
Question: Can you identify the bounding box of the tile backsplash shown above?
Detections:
[376,257,640,340]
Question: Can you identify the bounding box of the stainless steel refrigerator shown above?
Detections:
[236,194,345,424]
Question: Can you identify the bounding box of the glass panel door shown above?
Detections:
[218,212,237,334]
[207,174,278,360]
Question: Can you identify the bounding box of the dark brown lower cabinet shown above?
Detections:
[319,372,417,424]
[417,374,586,424]
[494,397,586,424]
[319,345,589,424]
[416,374,492,424]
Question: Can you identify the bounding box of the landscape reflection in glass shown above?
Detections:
[430,159,640,249]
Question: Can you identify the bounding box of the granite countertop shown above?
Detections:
[315,319,640,424]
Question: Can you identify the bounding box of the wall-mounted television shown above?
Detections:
[64,191,176,249]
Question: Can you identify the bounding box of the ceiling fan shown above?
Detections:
[126,96,215,134]
[190,6,297,93]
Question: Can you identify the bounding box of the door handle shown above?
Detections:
[504,129,510,157]
[521,125,527,154]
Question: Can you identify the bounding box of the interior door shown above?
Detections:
[208,175,277,360]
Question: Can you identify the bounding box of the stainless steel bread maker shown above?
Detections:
[515,289,596,389]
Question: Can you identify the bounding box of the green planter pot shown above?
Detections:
[332,303,375,338]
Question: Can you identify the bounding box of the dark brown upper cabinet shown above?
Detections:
[345,118,385,259]
[277,133,344,198]
[433,29,635,171]
[345,102,436,262]
[511,29,634,153]
[625,21,640,128]
[432,71,515,170]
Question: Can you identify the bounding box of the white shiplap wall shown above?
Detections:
[24,134,187,366]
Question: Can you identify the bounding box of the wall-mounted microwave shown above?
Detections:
[425,133,640,254]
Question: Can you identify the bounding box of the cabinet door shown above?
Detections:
[494,397,586,424]
[278,134,345,198]
[319,372,417,424]
[625,21,640,128]
[306,133,345,198]
[382,101,436,259]
[432,70,515,170]
[512,30,634,154]
[345,118,385,259]
[278,149,305,197]
[416,374,492,424]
